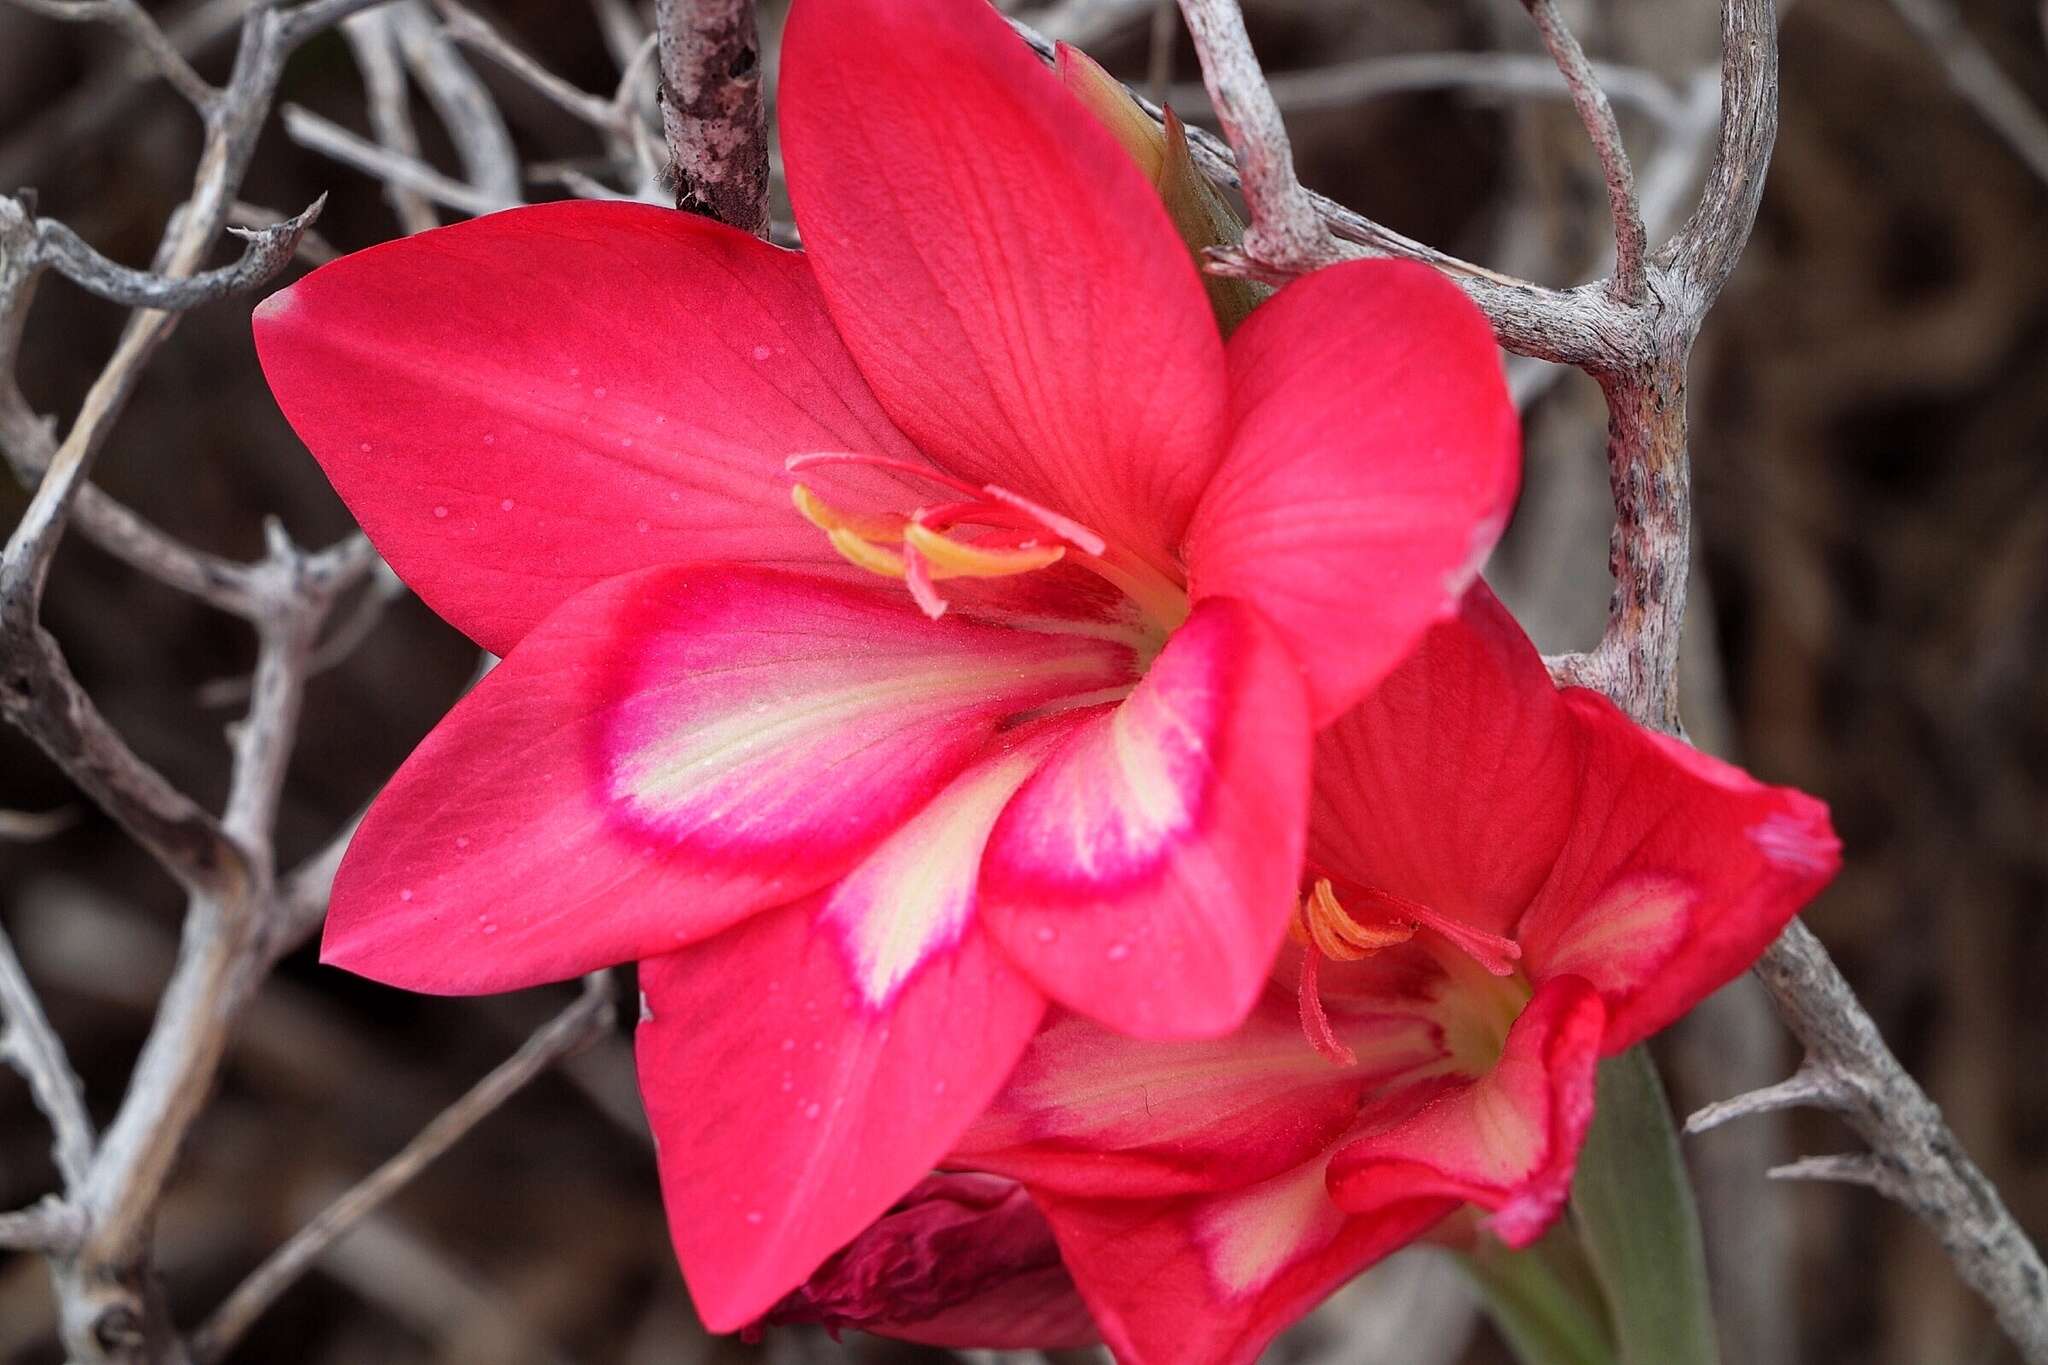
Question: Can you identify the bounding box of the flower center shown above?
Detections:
[786,452,1190,630]
[1292,875,1526,1069]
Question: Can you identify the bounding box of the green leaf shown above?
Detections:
[1569,1046,1720,1365]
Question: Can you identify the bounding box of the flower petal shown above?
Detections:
[1186,260,1520,723]
[1309,583,1577,941]
[254,200,925,656]
[634,730,1068,1329]
[956,992,1443,1199]
[1519,693,1840,1049]
[1033,1159,1451,1365]
[780,0,1229,574]
[1327,975,1605,1248]
[324,565,1133,993]
[766,1173,1098,1351]
[977,597,1313,1039]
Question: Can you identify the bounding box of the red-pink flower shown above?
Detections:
[951,585,1839,1365]
[254,0,1517,1328]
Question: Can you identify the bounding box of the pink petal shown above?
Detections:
[956,991,1443,1199]
[1327,975,1606,1248]
[1519,693,1840,1049]
[324,566,1133,993]
[1309,583,1578,942]
[1033,1159,1452,1365]
[765,1173,1098,1350]
[634,730,1071,1330]
[254,200,926,656]
[977,597,1313,1039]
[1186,261,1520,723]
[779,0,1228,575]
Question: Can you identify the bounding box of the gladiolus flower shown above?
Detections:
[952,585,1839,1365]
[254,0,1517,1328]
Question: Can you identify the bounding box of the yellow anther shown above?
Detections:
[904,521,1066,579]
[1297,878,1417,962]
[824,527,909,579]
[791,484,907,543]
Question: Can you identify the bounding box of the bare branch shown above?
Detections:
[8,0,218,109]
[436,0,623,131]
[1684,1064,1846,1134]
[33,197,324,311]
[1665,0,1779,316]
[0,1198,87,1255]
[282,104,516,217]
[189,975,618,1364]
[388,1,520,205]
[655,0,770,235]
[1884,0,2048,185]
[343,7,440,235]
[0,806,78,841]
[0,922,96,1187]
[1768,1152,1901,1195]
[1751,921,2048,1363]
[1165,51,1690,132]
[1517,0,1648,303]
[1173,0,1335,275]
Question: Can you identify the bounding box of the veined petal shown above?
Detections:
[780,0,1229,576]
[1187,261,1520,723]
[956,992,1443,1199]
[977,597,1313,1039]
[1033,1152,1452,1365]
[765,1173,1098,1350]
[1519,695,1840,1049]
[635,730,1072,1329]
[323,565,1132,994]
[254,201,926,656]
[1327,975,1606,1249]
[1310,584,1578,942]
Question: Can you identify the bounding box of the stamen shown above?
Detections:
[904,522,1065,578]
[1296,942,1359,1068]
[1302,876,1523,978]
[784,451,1188,629]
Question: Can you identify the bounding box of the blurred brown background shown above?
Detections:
[2,0,2044,1361]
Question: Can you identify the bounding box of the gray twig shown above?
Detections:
[1518,0,1648,302]
[282,104,517,217]
[654,0,770,235]
[1885,0,2048,185]
[0,924,96,1188]
[33,197,324,311]
[189,974,618,1364]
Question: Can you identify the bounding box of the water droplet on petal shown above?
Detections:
[752,344,772,361]
[635,519,649,533]
[358,441,371,452]
[482,433,495,445]
[744,1210,764,1226]
[1107,941,1131,962]
[1034,926,1057,944]
[398,888,413,902]
[593,386,607,398]
[780,1037,796,1052]
[500,498,515,511]
[455,836,470,848]
[432,506,447,519]
[803,1101,821,1119]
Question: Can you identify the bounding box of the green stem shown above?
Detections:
[1569,1046,1720,1365]
[1457,1226,1618,1365]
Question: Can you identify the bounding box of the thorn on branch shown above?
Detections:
[1684,1064,1849,1134]
[1768,1152,1903,1198]
[32,196,326,311]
